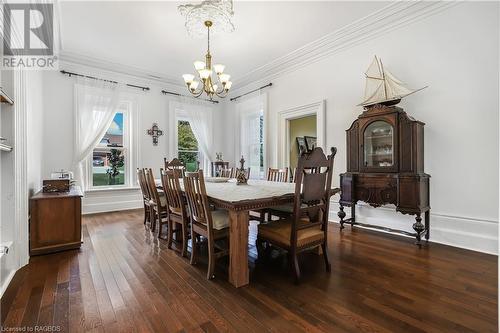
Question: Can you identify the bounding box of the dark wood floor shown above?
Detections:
[1,210,497,332]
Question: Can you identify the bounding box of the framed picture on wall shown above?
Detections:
[304,136,317,151]
[296,137,306,153]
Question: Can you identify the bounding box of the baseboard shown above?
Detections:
[328,202,498,255]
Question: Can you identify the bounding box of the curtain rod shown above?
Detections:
[60,70,150,91]
[161,90,219,104]
[230,83,272,102]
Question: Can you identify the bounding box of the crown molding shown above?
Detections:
[231,1,458,93]
[59,50,185,88]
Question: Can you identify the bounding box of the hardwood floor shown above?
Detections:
[1,209,497,332]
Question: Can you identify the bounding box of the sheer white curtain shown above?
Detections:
[236,93,266,179]
[170,98,215,173]
[73,77,122,190]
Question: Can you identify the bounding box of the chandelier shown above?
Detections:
[182,20,232,100]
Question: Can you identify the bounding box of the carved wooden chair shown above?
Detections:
[184,170,230,280]
[257,147,337,283]
[218,167,234,178]
[137,168,153,227]
[144,168,168,236]
[161,169,189,257]
[250,167,290,222]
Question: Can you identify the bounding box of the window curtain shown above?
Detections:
[236,93,266,179]
[170,98,215,173]
[73,77,122,190]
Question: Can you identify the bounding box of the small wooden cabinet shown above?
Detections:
[30,186,83,255]
[339,104,430,244]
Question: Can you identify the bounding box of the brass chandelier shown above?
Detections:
[182,20,232,100]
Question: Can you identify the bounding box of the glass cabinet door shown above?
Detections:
[363,121,394,168]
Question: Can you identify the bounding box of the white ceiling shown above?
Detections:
[59,1,389,84]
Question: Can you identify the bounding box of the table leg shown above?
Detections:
[228,210,249,288]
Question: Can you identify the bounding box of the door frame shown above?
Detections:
[277,100,326,168]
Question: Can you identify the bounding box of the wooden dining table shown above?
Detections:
[156,178,296,288]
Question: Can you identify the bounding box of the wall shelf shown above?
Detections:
[0,143,13,152]
[0,88,14,105]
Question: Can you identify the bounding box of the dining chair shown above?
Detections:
[257,147,337,283]
[184,170,230,280]
[218,167,234,178]
[144,168,168,236]
[137,168,153,227]
[267,168,289,182]
[250,167,290,223]
[161,168,190,257]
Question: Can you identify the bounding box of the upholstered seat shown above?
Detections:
[258,219,324,248]
[211,210,230,230]
[270,204,293,214]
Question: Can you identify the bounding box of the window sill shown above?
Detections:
[85,186,140,193]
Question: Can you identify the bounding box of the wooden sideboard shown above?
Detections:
[30,186,83,256]
[338,104,430,244]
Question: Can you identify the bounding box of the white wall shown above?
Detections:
[224,2,499,254]
[41,64,226,214]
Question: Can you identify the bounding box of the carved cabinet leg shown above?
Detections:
[338,205,346,229]
[425,210,430,241]
[351,204,356,227]
[413,213,425,245]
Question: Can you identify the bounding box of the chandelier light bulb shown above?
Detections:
[182,74,194,84]
[194,61,205,71]
[212,84,218,92]
[219,74,230,84]
[199,68,212,79]
[213,64,225,75]
[225,81,232,90]
[190,80,199,91]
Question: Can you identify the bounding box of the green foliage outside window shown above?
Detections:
[178,120,199,172]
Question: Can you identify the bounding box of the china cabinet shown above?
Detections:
[338,104,430,244]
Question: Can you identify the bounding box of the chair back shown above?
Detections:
[164,158,186,177]
[267,167,289,182]
[137,168,151,201]
[219,168,234,178]
[184,171,215,233]
[291,147,337,240]
[160,168,186,217]
[144,168,161,207]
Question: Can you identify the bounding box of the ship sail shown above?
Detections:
[359,56,427,107]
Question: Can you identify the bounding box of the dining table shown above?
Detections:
[156,178,296,288]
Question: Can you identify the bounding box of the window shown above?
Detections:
[91,111,128,187]
[177,120,199,172]
[241,109,265,179]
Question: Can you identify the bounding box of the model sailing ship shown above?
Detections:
[359,56,427,107]
[338,56,431,245]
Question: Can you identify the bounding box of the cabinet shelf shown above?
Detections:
[0,143,13,152]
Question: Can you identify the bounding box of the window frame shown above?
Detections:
[86,102,132,190]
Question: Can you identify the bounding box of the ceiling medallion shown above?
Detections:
[178,0,234,38]
[182,20,232,100]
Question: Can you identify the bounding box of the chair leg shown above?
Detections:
[260,210,266,223]
[256,237,263,259]
[291,250,301,284]
[181,224,188,257]
[143,204,147,225]
[321,242,331,272]
[190,230,197,265]
[207,240,216,280]
[150,209,157,232]
[167,220,173,249]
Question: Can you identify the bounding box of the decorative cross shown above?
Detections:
[147,123,163,146]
